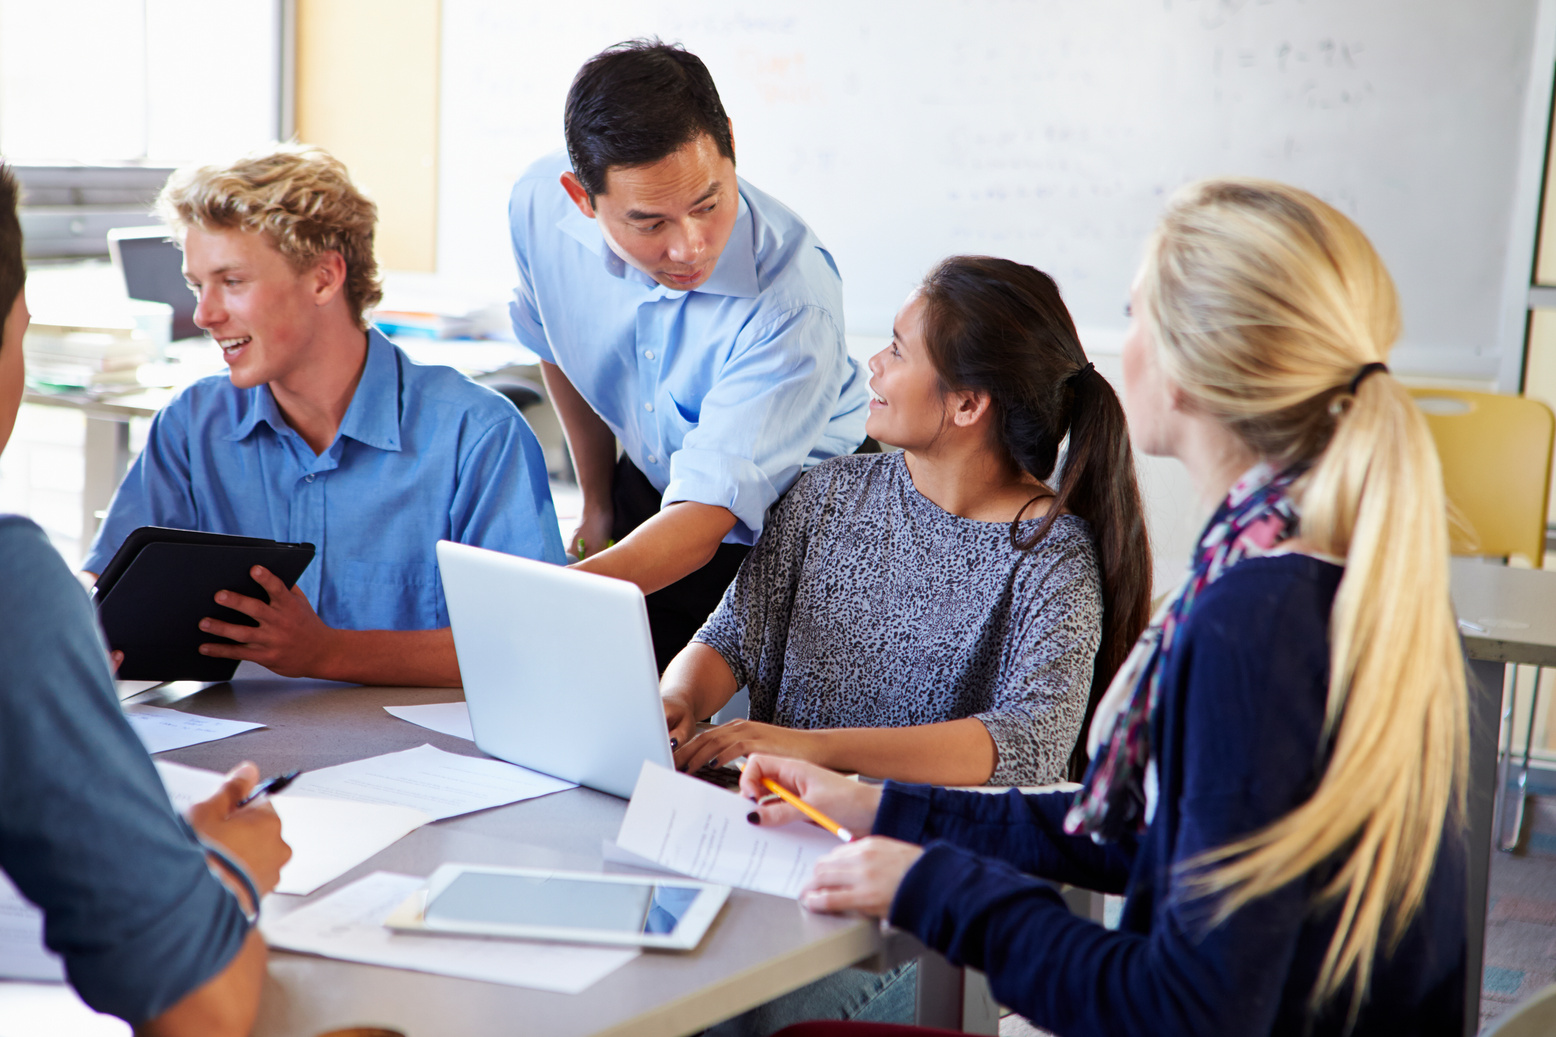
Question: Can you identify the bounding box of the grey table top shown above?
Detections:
[1450,557,1556,668]
[138,675,889,1037]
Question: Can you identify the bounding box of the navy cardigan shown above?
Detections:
[876,555,1466,1036]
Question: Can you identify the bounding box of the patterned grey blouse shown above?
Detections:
[694,452,1103,786]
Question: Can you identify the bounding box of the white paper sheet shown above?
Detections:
[261,872,638,993]
[283,743,574,821]
[615,761,842,899]
[0,983,130,1037]
[154,762,433,895]
[123,704,264,754]
[384,702,473,741]
[114,679,163,702]
[0,872,63,983]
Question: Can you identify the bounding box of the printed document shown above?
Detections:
[284,743,574,820]
[384,702,473,741]
[0,872,62,982]
[155,762,432,896]
[261,871,637,993]
[615,761,839,899]
[123,704,264,754]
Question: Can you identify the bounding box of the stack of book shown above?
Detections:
[24,318,153,392]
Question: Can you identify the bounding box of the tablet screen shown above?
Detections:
[424,872,706,935]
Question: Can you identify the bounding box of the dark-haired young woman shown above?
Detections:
[663,256,1152,788]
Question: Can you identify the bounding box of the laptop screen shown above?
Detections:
[111,229,200,341]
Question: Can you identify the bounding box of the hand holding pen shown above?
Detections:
[237,768,302,807]
[737,754,883,841]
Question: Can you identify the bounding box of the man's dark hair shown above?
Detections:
[0,164,23,334]
[564,39,735,199]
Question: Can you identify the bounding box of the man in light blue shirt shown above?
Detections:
[87,146,564,686]
[511,40,869,669]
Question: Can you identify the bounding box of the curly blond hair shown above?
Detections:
[156,144,382,329]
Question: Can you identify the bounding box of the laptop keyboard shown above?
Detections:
[691,762,744,791]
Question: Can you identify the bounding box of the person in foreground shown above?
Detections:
[510,39,869,669]
[665,257,1151,788]
[84,145,563,686]
[743,180,1469,1037]
[0,164,290,1036]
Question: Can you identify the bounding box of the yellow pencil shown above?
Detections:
[761,778,854,842]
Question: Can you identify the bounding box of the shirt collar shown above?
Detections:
[224,328,403,453]
[555,186,759,300]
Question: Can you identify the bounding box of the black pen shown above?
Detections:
[238,769,301,807]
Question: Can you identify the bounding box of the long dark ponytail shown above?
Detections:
[919,256,1152,780]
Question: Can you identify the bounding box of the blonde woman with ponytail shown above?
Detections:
[737,179,1469,1037]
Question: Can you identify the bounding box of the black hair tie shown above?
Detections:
[1347,362,1389,395]
[1067,362,1095,385]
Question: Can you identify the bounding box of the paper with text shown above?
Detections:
[384,702,473,741]
[154,762,433,895]
[261,872,638,993]
[0,872,63,983]
[283,743,574,820]
[615,761,840,899]
[123,704,264,754]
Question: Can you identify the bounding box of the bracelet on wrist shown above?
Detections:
[199,839,261,927]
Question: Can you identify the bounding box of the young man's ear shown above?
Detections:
[950,389,993,429]
[560,172,597,220]
[310,251,348,308]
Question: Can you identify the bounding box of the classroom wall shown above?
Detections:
[295,0,440,272]
[435,0,1548,384]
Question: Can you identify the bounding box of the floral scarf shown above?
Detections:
[1063,461,1301,843]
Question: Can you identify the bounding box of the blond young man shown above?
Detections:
[85,146,564,685]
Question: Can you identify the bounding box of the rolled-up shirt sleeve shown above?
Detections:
[692,469,818,698]
[0,517,248,1023]
[663,304,849,543]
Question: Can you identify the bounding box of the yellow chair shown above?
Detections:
[1410,388,1555,852]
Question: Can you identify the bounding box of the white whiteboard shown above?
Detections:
[438,0,1549,380]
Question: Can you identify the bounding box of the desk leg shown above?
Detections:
[1466,657,1503,1036]
[81,416,130,547]
[914,952,999,1034]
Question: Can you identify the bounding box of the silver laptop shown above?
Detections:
[437,540,677,798]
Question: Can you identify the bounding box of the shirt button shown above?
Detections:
[305,474,316,483]
[644,350,656,361]
[644,402,654,412]
[647,454,658,464]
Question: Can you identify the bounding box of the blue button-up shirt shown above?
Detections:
[84,330,565,630]
[508,152,869,544]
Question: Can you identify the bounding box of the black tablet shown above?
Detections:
[93,526,315,681]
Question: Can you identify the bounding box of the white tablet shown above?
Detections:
[384,864,730,951]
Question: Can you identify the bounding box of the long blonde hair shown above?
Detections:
[1140,179,1467,1013]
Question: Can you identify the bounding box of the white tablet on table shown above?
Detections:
[385,864,730,951]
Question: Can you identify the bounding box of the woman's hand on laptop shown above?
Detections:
[739,754,884,838]
[196,566,338,678]
[675,720,830,774]
[662,692,699,751]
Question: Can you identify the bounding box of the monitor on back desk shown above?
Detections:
[108,226,200,341]
[437,540,679,799]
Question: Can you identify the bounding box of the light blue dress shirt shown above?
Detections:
[508,152,869,545]
[84,329,565,630]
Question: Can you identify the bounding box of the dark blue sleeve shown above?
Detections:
[885,560,1336,1037]
[873,784,1134,893]
[0,517,248,1023]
